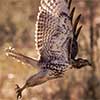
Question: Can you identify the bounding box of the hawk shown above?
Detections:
[6,0,91,99]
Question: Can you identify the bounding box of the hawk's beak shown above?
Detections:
[88,61,92,66]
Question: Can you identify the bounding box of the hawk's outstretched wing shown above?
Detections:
[35,0,74,64]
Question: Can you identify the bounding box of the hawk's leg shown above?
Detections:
[15,69,57,99]
[15,84,26,99]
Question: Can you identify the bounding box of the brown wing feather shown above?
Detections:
[35,0,74,63]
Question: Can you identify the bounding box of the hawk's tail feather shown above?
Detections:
[5,48,39,68]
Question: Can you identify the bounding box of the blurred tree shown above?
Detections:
[0,17,16,46]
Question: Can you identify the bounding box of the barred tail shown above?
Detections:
[5,47,39,68]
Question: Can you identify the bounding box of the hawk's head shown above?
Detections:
[72,58,91,69]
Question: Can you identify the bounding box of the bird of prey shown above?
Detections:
[6,0,91,99]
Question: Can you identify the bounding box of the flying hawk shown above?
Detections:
[6,0,91,99]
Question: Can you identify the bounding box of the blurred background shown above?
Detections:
[0,0,100,100]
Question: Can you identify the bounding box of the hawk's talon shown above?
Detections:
[15,84,22,100]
